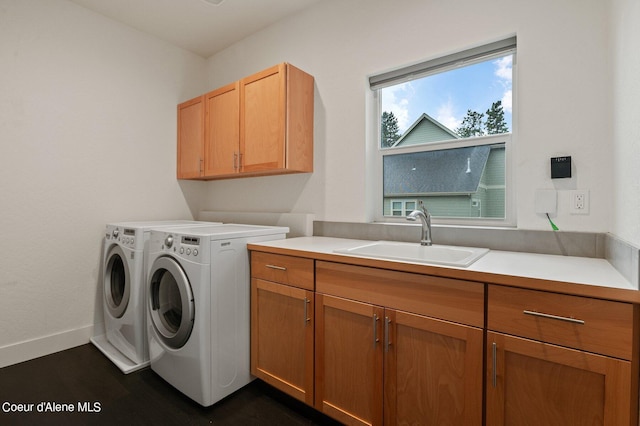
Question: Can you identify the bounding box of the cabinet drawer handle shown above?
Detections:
[492,342,497,388]
[523,310,585,325]
[373,314,379,347]
[265,264,287,271]
[384,316,391,353]
[303,297,310,325]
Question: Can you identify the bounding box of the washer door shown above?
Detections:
[104,245,130,319]
[148,256,195,349]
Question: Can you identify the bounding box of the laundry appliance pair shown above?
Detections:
[145,223,288,406]
[91,220,220,373]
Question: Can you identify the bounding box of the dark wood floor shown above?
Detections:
[0,344,340,425]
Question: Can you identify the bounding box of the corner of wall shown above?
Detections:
[0,325,96,369]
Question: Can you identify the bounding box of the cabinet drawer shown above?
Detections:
[488,285,635,360]
[316,261,484,328]
[251,251,314,290]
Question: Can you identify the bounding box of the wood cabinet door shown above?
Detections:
[315,294,384,426]
[251,278,314,405]
[177,95,204,178]
[240,63,286,173]
[384,310,483,426]
[486,331,634,426]
[203,82,239,177]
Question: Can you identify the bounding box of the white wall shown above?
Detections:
[1,0,634,367]
[0,0,207,364]
[203,0,614,232]
[611,0,640,247]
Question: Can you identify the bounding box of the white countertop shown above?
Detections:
[249,236,637,293]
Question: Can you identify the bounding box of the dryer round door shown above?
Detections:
[104,244,130,318]
[148,256,195,349]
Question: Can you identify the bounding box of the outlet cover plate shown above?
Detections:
[570,190,589,215]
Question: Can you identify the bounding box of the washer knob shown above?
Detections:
[112,228,119,239]
[165,235,174,248]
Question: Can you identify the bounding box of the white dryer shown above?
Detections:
[145,224,288,406]
[91,220,221,374]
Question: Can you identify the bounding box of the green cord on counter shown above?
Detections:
[546,213,559,231]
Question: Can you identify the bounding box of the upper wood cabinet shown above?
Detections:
[177,95,205,179]
[204,82,239,177]
[176,63,314,180]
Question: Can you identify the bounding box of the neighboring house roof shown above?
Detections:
[392,113,459,147]
[384,145,491,196]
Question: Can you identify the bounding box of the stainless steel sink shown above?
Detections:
[334,241,489,267]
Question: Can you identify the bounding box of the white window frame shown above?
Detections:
[389,199,418,217]
[369,38,517,227]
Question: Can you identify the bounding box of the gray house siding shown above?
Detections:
[391,113,458,147]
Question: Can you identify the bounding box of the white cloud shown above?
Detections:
[501,89,512,114]
[436,99,461,131]
[494,55,513,115]
[381,82,413,132]
[494,55,513,82]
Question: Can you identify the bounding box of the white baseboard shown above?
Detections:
[0,324,96,369]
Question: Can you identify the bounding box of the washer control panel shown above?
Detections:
[161,234,201,258]
[105,226,137,249]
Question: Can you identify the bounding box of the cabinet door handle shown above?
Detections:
[265,264,287,271]
[523,310,585,325]
[233,152,238,170]
[303,297,310,325]
[199,158,203,173]
[492,342,497,388]
[384,316,391,353]
[373,314,379,347]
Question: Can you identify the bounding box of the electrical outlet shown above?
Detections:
[570,190,589,215]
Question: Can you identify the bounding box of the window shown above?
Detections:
[389,199,418,216]
[371,37,516,226]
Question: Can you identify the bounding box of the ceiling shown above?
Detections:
[68,0,324,58]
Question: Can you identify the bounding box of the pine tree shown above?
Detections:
[485,100,509,134]
[381,111,401,147]
[456,110,485,138]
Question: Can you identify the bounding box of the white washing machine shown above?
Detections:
[145,224,288,406]
[91,220,221,374]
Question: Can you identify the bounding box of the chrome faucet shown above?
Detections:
[406,201,432,246]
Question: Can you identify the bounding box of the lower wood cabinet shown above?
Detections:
[486,331,634,426]
[385,309,483,426]
[314,293,483,426]
[486,284,638,426]
[249,251,639,426]
[250,278,314,405]
[314,294,384,426]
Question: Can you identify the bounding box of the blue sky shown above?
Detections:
[381,54,513,135]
